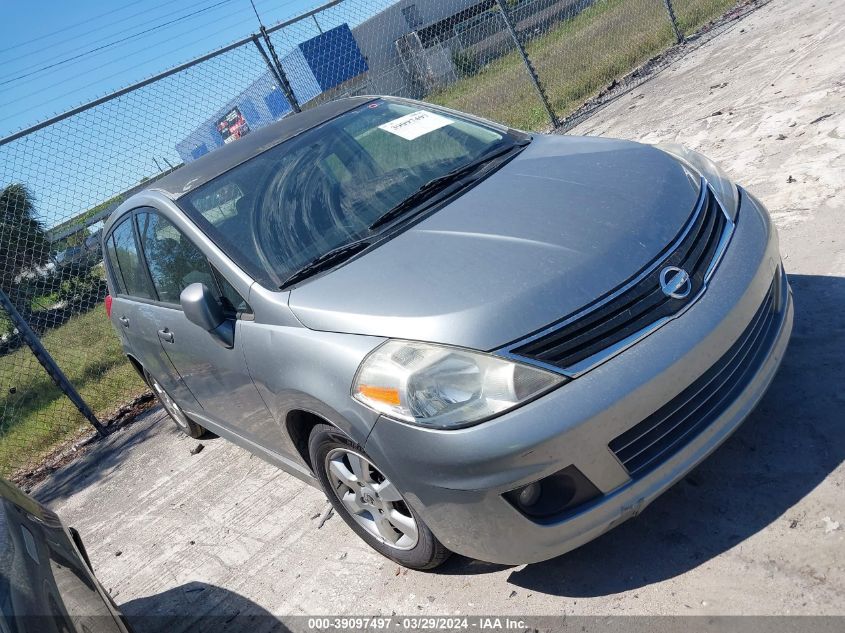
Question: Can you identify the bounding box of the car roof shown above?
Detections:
[149,96,374,200]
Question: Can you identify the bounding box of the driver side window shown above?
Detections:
[136,210,249,314]
[136,210,215,304]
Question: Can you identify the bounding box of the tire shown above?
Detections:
[309,423,450,570]
[145,371,206,439]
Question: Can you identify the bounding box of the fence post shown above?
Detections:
[254,30,301,114]
[495,0,558,128]
[662,0,684,43]
[0,289,106,437]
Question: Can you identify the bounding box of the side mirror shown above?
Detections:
[180,282,234,349]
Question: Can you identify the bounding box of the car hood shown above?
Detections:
[288,134,700,351]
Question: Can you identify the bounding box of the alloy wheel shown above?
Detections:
[150,378,190,432]
[324,448,419,550]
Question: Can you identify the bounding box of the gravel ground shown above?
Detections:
[35,0,844,626]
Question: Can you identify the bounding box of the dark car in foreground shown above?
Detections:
[102,96,792,570]
[0,478,131,631]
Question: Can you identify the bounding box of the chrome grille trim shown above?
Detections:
[497,178,735,378]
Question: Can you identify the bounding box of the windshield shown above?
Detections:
[179,99,517,287]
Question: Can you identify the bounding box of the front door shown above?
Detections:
[105,215,197,408]
[133,209,278,445]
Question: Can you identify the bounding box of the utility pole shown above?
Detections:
[249,0,301,113]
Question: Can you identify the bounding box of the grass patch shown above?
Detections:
[432,0,736,130]
[0,303,147,476]
[672,0,738,34]
[30,291,59,312]
[430,39,555,131]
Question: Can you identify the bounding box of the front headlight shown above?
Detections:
[658,144,739,219]
[353,340,564,429]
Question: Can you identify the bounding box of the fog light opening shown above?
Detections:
[517,482,542,508]
[505,466,602,520]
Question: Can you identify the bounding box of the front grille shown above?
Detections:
[608,278,780,478]
[510,183,729,371]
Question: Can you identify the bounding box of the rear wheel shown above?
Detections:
[309,423,450,570]
[146,372,205,439]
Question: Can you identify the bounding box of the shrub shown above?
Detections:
[57,267,107,307]
[451,49,481,78]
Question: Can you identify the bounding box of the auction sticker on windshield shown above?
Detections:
[379,110,453,140]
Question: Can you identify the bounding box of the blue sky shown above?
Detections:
[1,0,325,137]
[1,0,392,228]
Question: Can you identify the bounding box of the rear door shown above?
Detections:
[133,209,279,445]
[104,215,198,409]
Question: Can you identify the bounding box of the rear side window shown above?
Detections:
[104,235,126,294]
[136,211,216,304]
[109,217,154,299]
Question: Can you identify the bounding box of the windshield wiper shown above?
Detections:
[281,239,370,289]
[280,141,529,287]
[369,141,528,230]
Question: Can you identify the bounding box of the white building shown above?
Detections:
[351,0,488,96]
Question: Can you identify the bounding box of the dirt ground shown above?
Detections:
[35,0,844,626]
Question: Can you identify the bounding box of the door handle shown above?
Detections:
[119,316,130,328]
[157,328,174,343]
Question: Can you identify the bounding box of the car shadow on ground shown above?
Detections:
[34,408,223,507]
[447,273,845,595]
[121,581,287,633]
[33,408,173,506]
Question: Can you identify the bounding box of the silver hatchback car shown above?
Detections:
[103,96,792,570]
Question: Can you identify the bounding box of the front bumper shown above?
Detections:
[364,189,793,565]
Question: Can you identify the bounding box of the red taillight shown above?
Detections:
[105,294,113,318]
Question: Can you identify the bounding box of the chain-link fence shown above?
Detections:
[0,0,754,477]
[0,34,288,478]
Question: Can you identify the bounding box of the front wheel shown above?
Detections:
[146,371,205,439]
[309,424,450,570]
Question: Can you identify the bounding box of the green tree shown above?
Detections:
[0,184,50,296]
